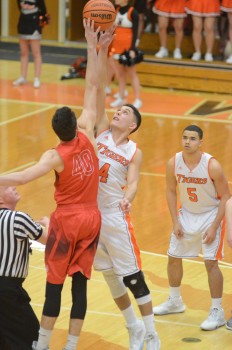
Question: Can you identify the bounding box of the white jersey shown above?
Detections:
[175,151,220,214]
[96,129,137,209]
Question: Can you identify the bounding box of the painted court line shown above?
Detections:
[0,105,55,126]
[1,96,232,125]
[30,302,230,332]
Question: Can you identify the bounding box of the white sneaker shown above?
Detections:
[145,332,161,350]
[34,78,41,88]
[226,314,232,330]
[200,307,226,331]
[127,320,146,350]
[110,97,125,108]
[153,296,186,315]
[173,48,182,59]
[32,341,50,350]
[155,47,169,58]
[12,77,26,86]
[114,90,128,99]
[191,52,201,61]
[132,99,142,109]
[226,55,232,64]
[204,53,213,62]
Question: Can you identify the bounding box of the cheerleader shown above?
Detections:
[13,0,47,88]
[221,0,232,63]
[153,0,187,59]
[109,0,142,109]
[185,0,220,62]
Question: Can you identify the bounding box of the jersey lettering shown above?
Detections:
[72,149,94,180]
[177,174,207,184]
[97,142,129,166]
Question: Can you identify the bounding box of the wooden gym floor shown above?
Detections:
[1,59,232,350]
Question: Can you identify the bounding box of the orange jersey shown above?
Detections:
[153,0,187,18]
[110,7,134,55]
[185,0,220,16]
[54,131,99,205]
[221,0,232,11]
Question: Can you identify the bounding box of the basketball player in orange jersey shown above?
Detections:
[90,25,161,350]
[225,196,232,329]
[153,125,230,331]
[0,20,115,350]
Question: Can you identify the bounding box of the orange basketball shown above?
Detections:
[83,0,116,31]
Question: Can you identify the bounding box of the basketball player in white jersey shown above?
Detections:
[153,124,230,331]
[87,28,160,350]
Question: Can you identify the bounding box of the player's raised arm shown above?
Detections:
[77,19,100,137]
[95,25,116,135]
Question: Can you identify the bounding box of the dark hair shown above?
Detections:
[124,103,142,134]
[52,107,77,141]
[183,125,203,140]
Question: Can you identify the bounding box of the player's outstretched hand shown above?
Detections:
[83,18,100,49]
[98,23,116,51]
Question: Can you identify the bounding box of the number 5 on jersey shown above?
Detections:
[187,188,198,202]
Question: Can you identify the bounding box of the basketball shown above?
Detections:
[83,0,116,31]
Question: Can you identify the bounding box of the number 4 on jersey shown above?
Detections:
[99,163,110,183]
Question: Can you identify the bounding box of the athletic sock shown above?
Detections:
[36,327,52,350]
[211,298,222,309]
[122,304,139,327]
[170,286,181,298]
[142,314,156,333]
[64,335,79,350]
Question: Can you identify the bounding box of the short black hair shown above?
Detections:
[183,125,203,140]
[124,103,142,134]
[52,107,77,141]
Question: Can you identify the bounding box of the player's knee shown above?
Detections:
[103,270,127,299]
[123,271,150,299]
[43,282,63,317]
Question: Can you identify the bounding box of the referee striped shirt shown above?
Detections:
[0,208,43,278]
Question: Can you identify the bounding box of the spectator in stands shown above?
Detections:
[185,0,220,62]
[153,0,186,59]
